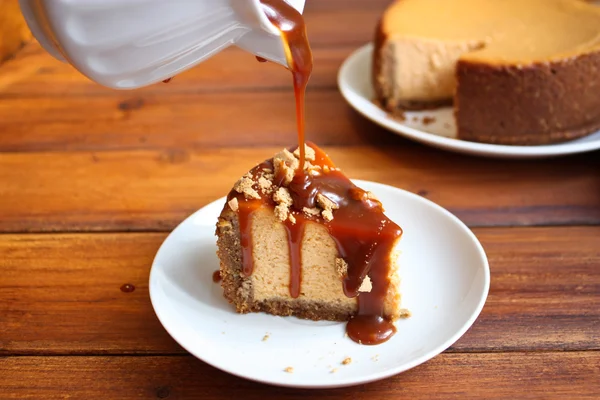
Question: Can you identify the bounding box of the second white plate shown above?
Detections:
[149,180,490,388]
[338,44,600,159]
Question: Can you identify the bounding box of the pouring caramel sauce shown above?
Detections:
[230,0,403,345]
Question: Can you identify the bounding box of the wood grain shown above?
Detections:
[0,91,396,151]
[0,148,598,232]
[1,228,598,355]
[0,44,350,96]
[1,353,598,399]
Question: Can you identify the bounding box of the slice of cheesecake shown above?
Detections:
[373,0,600,144]
[215,143,408,344]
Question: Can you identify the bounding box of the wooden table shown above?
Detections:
[1,1,599,398]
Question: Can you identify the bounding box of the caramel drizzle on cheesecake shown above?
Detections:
[228,143,403,345]
[228,0,402,345]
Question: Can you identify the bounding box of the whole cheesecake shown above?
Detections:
[373,0,600,145]
[215,143,409,343]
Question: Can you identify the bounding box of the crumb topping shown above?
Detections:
[293,144,316,161]
[342,357,352,365]
[422,116,436,125]
[303,207,320,217]
[366,191,379,201]
[316,193,339,222]
[274,203,290,222]
[232,145,342,223]
[273,149,298,186]
[233,174,260,200]
[273,187,293,205]
[284,367,294,373]
[227,198,239,212]
[258,176,273,192]
[335,258,348,279]
[358,276,372,293]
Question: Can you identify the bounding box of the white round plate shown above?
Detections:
[338,44,600,159]
[149,180,490,388]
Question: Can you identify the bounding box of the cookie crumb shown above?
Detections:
[358,276,372,293]
[330,368,339,374]
[322,209,334,221]
[262,334,270,342]
[274,203,289,222]
[288,213,297,224]
[284,367,294,373]
[273,187,292,206]
[273,187,293,222]
[422,116,436,125]
[316,193,339,211]
[227,198,239,212]
[342,357,352,365]
[273,149,298,186]
[233,175,260,200]
[293,144,316,161]
[317,193,338,221]
[257,176,272,192]
[335,258,348,279]
[303,207,321,217]
[399,308,412,318]
[393,110,406,122]
[366,191,379,201]
[371,354,379,362]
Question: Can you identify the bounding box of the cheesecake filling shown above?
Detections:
[227,143,403,345]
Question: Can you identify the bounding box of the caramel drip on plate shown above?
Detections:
[228,0,401,345]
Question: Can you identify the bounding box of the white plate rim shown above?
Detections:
[338,44,600,159]
[149,180,490,388]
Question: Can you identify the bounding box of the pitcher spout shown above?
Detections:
[234,0,306,68]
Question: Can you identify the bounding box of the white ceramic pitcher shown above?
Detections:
[19,0,305,89]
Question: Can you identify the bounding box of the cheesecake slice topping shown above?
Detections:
[227,142,403,345]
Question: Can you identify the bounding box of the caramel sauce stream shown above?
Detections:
[226,0,402,345]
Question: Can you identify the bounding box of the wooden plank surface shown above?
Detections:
[1,227,598,355]
[0,44,386,151]
[0,91,393,151]
[2,0,599,396]
[0,148,598,232]
[1,353,599,399]
[0,45,349,96]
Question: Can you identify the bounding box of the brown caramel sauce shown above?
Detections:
[228,0,401,345]
[212,270,222,283]
[260,0,312,168]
